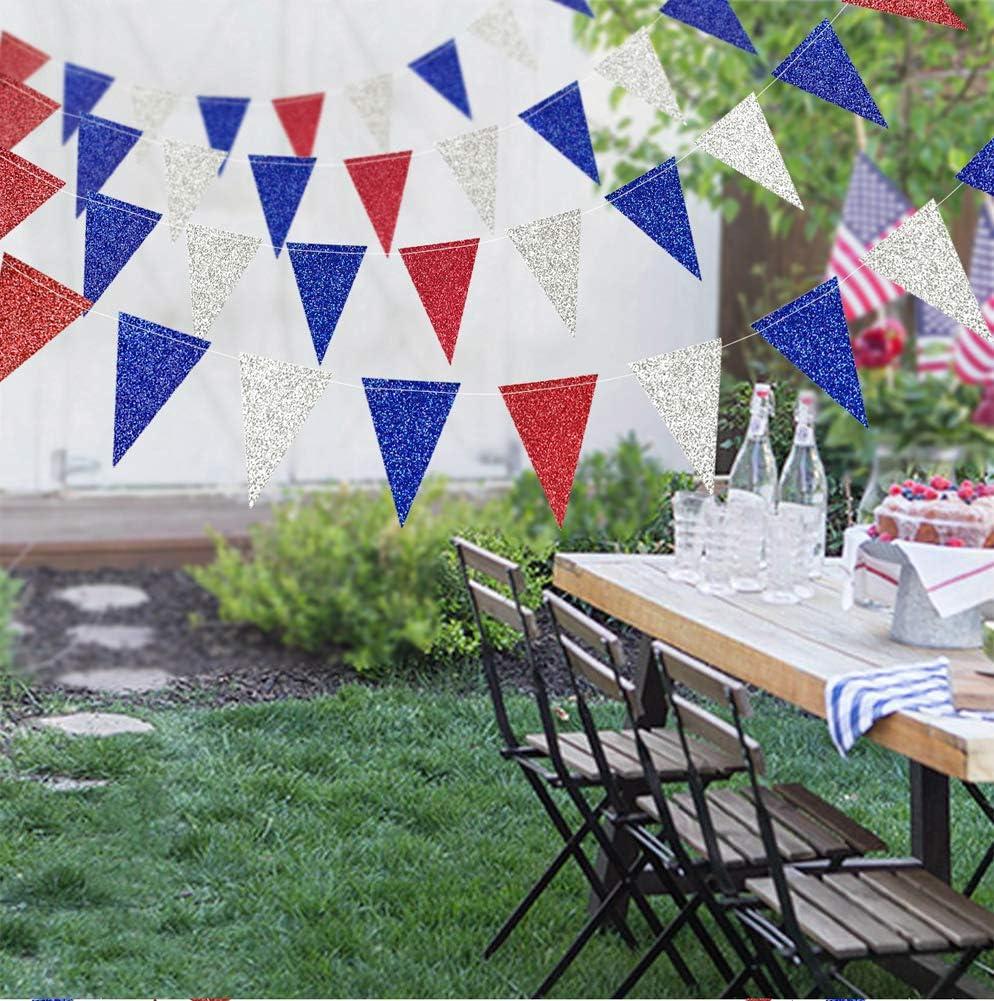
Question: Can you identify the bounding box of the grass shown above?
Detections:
[0,683,993,997]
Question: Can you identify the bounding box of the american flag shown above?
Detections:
[916,298,959,375]
[952,201,994,385]
[826,152,914,321]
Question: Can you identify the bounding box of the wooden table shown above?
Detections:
[552,553,994,882]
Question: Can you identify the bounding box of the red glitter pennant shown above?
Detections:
[0,149,64,238]
[844,0,966,29]
[500,374,597,526]
[345,150,412,255]
[0,73,59,149]
[0,31,49,83]
[400,238,479,363]
[0,254,91,382]
[272,91,324,158]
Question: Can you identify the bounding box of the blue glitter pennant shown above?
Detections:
[363,377,460,525]
[248,154,315,257]
[83,193,160,302]
[113,312,210,464]
[409,40,472,119]
[606,157,699,278]
[659,0,756,54]
[772,20,886,127]
[62,62,113,143]
[519,82,599,184]
[751,277,867,425]
[957,138,994,196]
[197,95,250,173]
[75,114,142,218]
[549,0,595,15]
[287,243,366,364]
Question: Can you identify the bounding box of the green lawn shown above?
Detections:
[1,683,993,997]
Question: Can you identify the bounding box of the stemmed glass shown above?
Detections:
[669,491,705,584]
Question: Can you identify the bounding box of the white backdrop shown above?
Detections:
[0,0,720,498]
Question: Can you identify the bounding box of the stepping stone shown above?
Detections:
[55,583,149,613]
[42,776,110,792]
[32,712,154,736]
[56,667,172,693]
[67,624,154,651]
[9,620,31,636]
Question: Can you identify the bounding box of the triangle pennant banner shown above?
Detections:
[772,20,886,127]
[63,62,114,143]
[630,338,721,493]
[660,0,756,53]
[595,27,684,122]
[507,209,581,332]
[0,74,59,149]
[606,157,700,278]
[408,39,472,119]
[519,82,599,184]
[131,85,177,134]
[694,92,802,209]
[75,113,142,217]
[861,199,987,337]
[0,254,91,382]
[186,224,262,339]
[240,352,333,506]
[468,2,537,69]
[83,193,161,303]
[272,92,324,158]
[844,0,966,29]
[436,126,498,231]
[751,277,867,424]
[287,242,366,363]
[0,32,49,83]
[248,154,315,256]
[548,0,595,16]
[344,150,412,255]
[957,139,994,197]
[346,75,392,148]
[197,95,250,172]
[500,374,597,526]
[162,139,225,241]
[399,238,480,363]
[113,313,209,464]
[363,377,460,525]
[0,148,64,239]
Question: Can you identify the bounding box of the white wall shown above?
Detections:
[0,0,720,497]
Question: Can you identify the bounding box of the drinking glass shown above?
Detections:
[697,497,733,597]
[669,491,705,584]
[762,506,807,605]
[727,490,766,592]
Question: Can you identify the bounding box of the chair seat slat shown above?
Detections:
[774,783,885,855]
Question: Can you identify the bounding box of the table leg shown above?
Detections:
[910,761,951,883]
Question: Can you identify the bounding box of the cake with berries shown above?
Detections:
[872,476,994,548]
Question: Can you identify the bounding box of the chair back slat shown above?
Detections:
[672,694,765,774]
[653,640,751,717]
[452,535,526,592]
[561,635,633,702]
[467,579,539,641]
[545,592,625,667]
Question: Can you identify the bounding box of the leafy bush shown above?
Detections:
[0,569,21,674]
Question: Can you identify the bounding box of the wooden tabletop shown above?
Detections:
[553,554,994,782]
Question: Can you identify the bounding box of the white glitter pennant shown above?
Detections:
[437,126,498,232]
[630,338,721,493]
[346,74,393,148]
[239,352,332,506]
[163,139,225,241]
[861,199,988,338]
[468,1,537,70]
[131,84,178,133]
[694,93,802,209]
[507,208,581,333]
[186,224,261,338]
[595,27,683,122]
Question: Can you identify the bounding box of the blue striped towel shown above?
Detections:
[825,658,994,755]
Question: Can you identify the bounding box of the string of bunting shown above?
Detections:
[0,0,976,528]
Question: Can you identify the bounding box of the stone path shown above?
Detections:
[32,712,155,736]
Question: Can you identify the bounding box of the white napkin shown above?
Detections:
[893,539,994,618]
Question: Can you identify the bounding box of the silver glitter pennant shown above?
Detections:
[239,352,332,506]
[630,337,721,493]
[163,139,225,241]
[131,84,178,133]
[346,74,392,148]
[468,1,537,70]
[694,93,802,209]
[595,27,683,122]
[507,208,581,333]
[186,224,261,339]
[437,126,498,232]
[861,199,988,337]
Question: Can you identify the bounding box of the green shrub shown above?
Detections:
[0,569,21,675]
